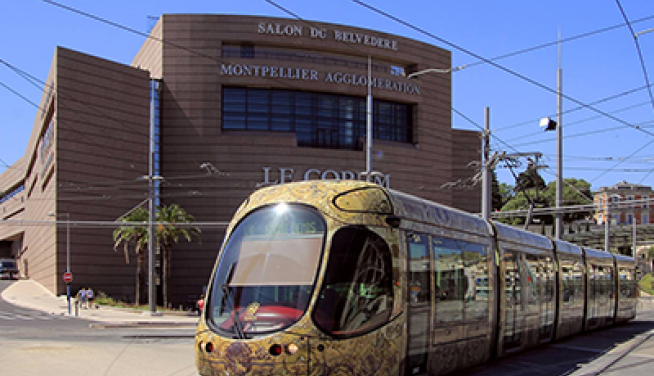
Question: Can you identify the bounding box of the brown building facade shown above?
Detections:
[0,15,481,305]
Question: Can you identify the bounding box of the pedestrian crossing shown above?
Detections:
[0,310,74,321]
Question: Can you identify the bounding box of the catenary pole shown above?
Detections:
[148,83,157,314]
[555,30,563,239]
[482,107,491,220]
[366,55,373,182]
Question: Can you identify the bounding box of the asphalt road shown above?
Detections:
[0,280,199,376]
[3,280,654,376]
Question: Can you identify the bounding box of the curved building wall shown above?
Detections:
[130,15,479,304]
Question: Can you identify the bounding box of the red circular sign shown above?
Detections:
[63,272,73,283]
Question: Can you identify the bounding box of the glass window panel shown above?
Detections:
[408,234,430,304]
[221,87,411,149]
[462,242,489,322]
[271,117,292,131]
[432,237,464,323]
[313,227,393,338]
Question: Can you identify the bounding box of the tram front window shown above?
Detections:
[207,204,326,337]
[313,226,394,338]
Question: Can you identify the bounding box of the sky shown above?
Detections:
[3,0,654,195]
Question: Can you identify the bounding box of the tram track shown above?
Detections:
[572,329,654,376]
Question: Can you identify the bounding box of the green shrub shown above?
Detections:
[639,274,654,295]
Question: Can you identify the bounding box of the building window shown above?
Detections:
[643,214,649,224]
[240,44,255,59]
[627,214,633,225]
[222,87,412,149]
[0,184,24,204]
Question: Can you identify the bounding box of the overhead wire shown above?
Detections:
[462,12,654,71]
[349,0,654,139]
[614,0,654,115]
[496,85,653,134]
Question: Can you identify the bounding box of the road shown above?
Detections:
[3,280,654,376]
[0,280,198,376]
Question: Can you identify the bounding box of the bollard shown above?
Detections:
[75,300,79,317]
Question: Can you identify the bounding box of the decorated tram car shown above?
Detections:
[194,181,638,376]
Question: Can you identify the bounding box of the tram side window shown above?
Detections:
[313,226,394,338]
[408,233,431,304]
[462,242,489,322]
[619,267,632,299]
[561,259,583,305]
[605,266,615,299]
[432,237,464,323]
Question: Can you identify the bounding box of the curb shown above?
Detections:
[89,321,199,329]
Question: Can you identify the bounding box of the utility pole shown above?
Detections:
[605,201,611,253]
[365,55,373,182]
[633,217,637,256]
[481,107,491,220]
[555,30,563,239]
[148,82,158,315]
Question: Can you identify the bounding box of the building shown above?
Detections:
[0,15,481,305]
[594,180,654,226]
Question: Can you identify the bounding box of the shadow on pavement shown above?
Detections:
[451,320,654,376]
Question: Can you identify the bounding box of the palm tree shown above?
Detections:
[156,204,201,308]
[113,207,149,305]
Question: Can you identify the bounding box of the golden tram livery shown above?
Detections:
[194,181,638,376]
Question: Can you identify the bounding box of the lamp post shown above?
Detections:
[48,212,70,315]
[604,194,621,253]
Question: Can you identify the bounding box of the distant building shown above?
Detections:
[594,180,654,225]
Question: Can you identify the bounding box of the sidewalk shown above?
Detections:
[1,279,199,328]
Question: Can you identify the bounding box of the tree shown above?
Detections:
[499,178,593,226]
[156,204,201,308]
[491,170,514,211]
[113,207,149,305]
[542,178,593,222]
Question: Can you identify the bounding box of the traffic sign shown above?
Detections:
[63,271,73,284]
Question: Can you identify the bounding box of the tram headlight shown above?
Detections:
[286,343,299,355]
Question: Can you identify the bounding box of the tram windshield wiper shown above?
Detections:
[220,285,248,339]
[220,262,248,339]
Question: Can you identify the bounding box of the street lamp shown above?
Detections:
[404,65,466,79]
[404,65,495,220]
[48,212,71,315]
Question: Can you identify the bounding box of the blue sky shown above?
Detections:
[3,0,654,194]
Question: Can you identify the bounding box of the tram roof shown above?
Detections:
[388,188,490,237]
[492,221,553,250]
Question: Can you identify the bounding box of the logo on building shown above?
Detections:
[261,167,390,188]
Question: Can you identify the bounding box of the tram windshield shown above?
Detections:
[207,204,326,337]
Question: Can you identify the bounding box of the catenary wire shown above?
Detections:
[496,85,653,133]
[614,0,654,115]
[349,0,654,139]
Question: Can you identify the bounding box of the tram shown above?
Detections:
[194,181,638,376]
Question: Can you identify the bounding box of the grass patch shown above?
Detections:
[93,291,181,312]
[639,274,654,295]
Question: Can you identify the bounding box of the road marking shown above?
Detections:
[0,310,72,321]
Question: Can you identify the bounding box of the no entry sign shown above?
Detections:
[63,271,73,284]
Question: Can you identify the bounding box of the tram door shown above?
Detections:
[502,250,524,352]
[406,233,431,376]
